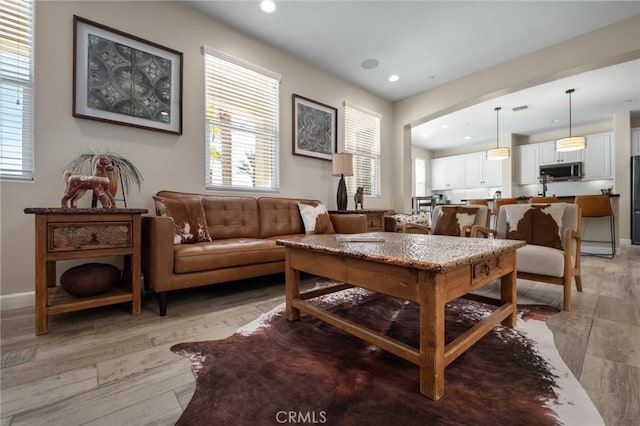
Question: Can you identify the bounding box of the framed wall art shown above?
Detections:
[73,15,183,135]
[292,94,337,160]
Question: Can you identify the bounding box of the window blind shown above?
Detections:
[203,46,280,191]
[1,0,34,180]
[344,101,381,197]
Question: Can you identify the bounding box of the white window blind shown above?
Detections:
[1,0,34,180]
[203,47,280,191]
[344,101,381,197]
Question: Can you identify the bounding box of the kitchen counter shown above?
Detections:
[461,194,620,202]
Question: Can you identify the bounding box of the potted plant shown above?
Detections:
[64,150,143,207]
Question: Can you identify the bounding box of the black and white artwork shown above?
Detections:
[292,94,337,160]
[73,16,183,134]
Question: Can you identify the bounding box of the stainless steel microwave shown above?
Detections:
[539,162,582,181]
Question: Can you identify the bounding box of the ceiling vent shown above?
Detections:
[512,104,531,112]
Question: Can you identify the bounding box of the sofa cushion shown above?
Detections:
[432,206,478,236]
[297,201,335,234]
[173,238,284,274]
[505,204,564,250]
[516,244,566,277]
[258,197,306,238]
[202,196,260,239]
[153,196,212,244]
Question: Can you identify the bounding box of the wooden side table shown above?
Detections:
[24,208,147,335]
[329,209,387,232]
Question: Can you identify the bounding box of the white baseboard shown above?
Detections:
[0,291,34,311]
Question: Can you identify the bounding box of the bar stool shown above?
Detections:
[573,195,615,259]
[466,199,491,227]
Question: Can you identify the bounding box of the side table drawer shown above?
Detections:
[48,221,132,252]
[366,215,383,231]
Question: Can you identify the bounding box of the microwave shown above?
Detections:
[539,162,582,181]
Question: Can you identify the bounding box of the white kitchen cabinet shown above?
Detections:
[430,155,465,190]
[464,152,501,187]
[632,128,640,156]
[583,132,612,180]
[515,144,540,184]
[539,140,585,165]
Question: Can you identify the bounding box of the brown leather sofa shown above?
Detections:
[142,190,367,315]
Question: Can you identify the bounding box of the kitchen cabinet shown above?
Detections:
[464,152,501,187]
[632,128,640,156]
[583,133,612,180]
[539,141,585,165]
[431,156,464,190]
[515,144,540,184]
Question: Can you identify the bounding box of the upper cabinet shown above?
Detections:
[539,140,585,165]
[632,128,640,156]
[431,152,501,190]
[583,133,612,180]
[515,132,613,184]
[431,156,465,190]
[515,144,540,184]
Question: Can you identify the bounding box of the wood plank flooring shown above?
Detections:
[1,248,639,425]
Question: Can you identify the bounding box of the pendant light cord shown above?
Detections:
[566,89,574,138]
[495,106,501,148]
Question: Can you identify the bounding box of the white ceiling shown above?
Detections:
[183,1,640,150]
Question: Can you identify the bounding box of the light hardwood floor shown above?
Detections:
[1,247,639,425]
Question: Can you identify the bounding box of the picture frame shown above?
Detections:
[292,94,337,161]
[73,15,183,135]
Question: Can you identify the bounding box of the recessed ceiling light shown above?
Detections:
[260,0,276,13]
[428,75,435,79]
[361,59,379,70]
[441,124,449,129]
[388,74,399,82]
[464,136,471,140]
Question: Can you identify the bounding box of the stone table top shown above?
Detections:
[276,232,525,273]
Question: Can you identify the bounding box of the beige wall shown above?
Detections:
[393,15,640,235]
[0,1,393,301]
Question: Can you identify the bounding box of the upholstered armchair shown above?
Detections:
[402,205,490,236]
[472,203,582,311]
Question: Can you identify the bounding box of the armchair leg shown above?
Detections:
[563,277,572,312]
[575,275,583,292]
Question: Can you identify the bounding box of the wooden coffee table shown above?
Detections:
[276,232,525,400]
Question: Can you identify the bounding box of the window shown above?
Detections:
[415,157,426,196]
[1,0,34,180]
[344,101,381,197]
[203,47,280,191]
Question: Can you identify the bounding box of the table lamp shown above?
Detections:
[332,153,354,211]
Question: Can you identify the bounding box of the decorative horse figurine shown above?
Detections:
[61,154,116,208]
[354,186,364,210]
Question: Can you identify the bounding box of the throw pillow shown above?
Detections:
[297,201,335,235]
[505,204,565,250]
[432,206,478,236]
[153,196,213,244]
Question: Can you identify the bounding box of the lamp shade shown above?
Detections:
[486,147,510,160]
[332,153,354,176]
[556,136,586,152]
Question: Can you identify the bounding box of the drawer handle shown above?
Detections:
[482,263,491,275]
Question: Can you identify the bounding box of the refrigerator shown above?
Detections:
[633,156,640,244]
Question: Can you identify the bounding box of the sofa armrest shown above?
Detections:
[329,214,367,234]
[141,216,175,292]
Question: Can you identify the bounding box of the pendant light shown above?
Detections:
[556,89,586,152]
[486,107,509,160]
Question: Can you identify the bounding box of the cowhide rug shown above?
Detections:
[171,287,603,426]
